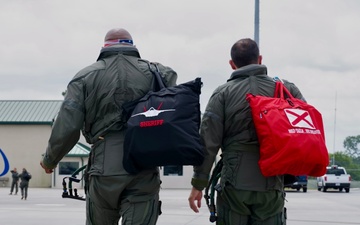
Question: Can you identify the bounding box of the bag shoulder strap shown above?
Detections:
[147,62,166,91]
[273,76,283,83]
[248,75,260,95]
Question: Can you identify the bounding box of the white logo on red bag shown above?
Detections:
[284,109,315,129]
[131,102,175,118]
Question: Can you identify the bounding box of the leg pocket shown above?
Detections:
[121,198,160,225]
[221,152,242,187]
[216,195,249,225]
[90,140,105,174]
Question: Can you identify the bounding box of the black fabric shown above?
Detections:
[122,63,204,174]
[284,174,297,185]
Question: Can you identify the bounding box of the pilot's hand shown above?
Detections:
[40,161,54,174]
[188,187,203,213]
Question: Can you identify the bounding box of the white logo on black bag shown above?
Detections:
[131,104,175,118]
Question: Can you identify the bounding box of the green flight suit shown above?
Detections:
[42,46,177,225]
[192,64,304,225]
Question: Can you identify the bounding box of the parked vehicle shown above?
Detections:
[284,175,308,192]
[317,165,351,193]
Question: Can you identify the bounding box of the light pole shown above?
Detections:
[254,0,260,46]
[332,91,337,165]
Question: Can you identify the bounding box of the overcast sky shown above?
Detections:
[1,0,359,153]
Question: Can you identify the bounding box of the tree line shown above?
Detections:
[329,135,360,180]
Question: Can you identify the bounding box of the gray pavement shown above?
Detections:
[1,187,360,225]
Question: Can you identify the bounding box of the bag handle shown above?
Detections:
[274,81,294,100]
[147,62,166,91]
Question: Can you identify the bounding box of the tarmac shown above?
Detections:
[1,187,360,225]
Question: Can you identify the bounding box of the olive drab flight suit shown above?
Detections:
[42,46,177,225]
[10,169,19,195]
[192,64,305,225]
[19,169,31,200]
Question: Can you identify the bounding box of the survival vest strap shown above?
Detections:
[204,158,223,223]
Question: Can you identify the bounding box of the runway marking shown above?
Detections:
[290,219,360,224]
[35,204,66,207]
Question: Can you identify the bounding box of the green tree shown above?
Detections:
[343,135,360,158]
[331,152,352,167]
[331,152,360,181]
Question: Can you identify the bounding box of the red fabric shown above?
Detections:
[246,82,329,177]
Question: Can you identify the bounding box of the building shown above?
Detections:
[0,100,194,189]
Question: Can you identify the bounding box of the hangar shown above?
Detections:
[0,100,193,189]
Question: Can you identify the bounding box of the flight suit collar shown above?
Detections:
[97,46,141,61]
[227,64,268,82]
